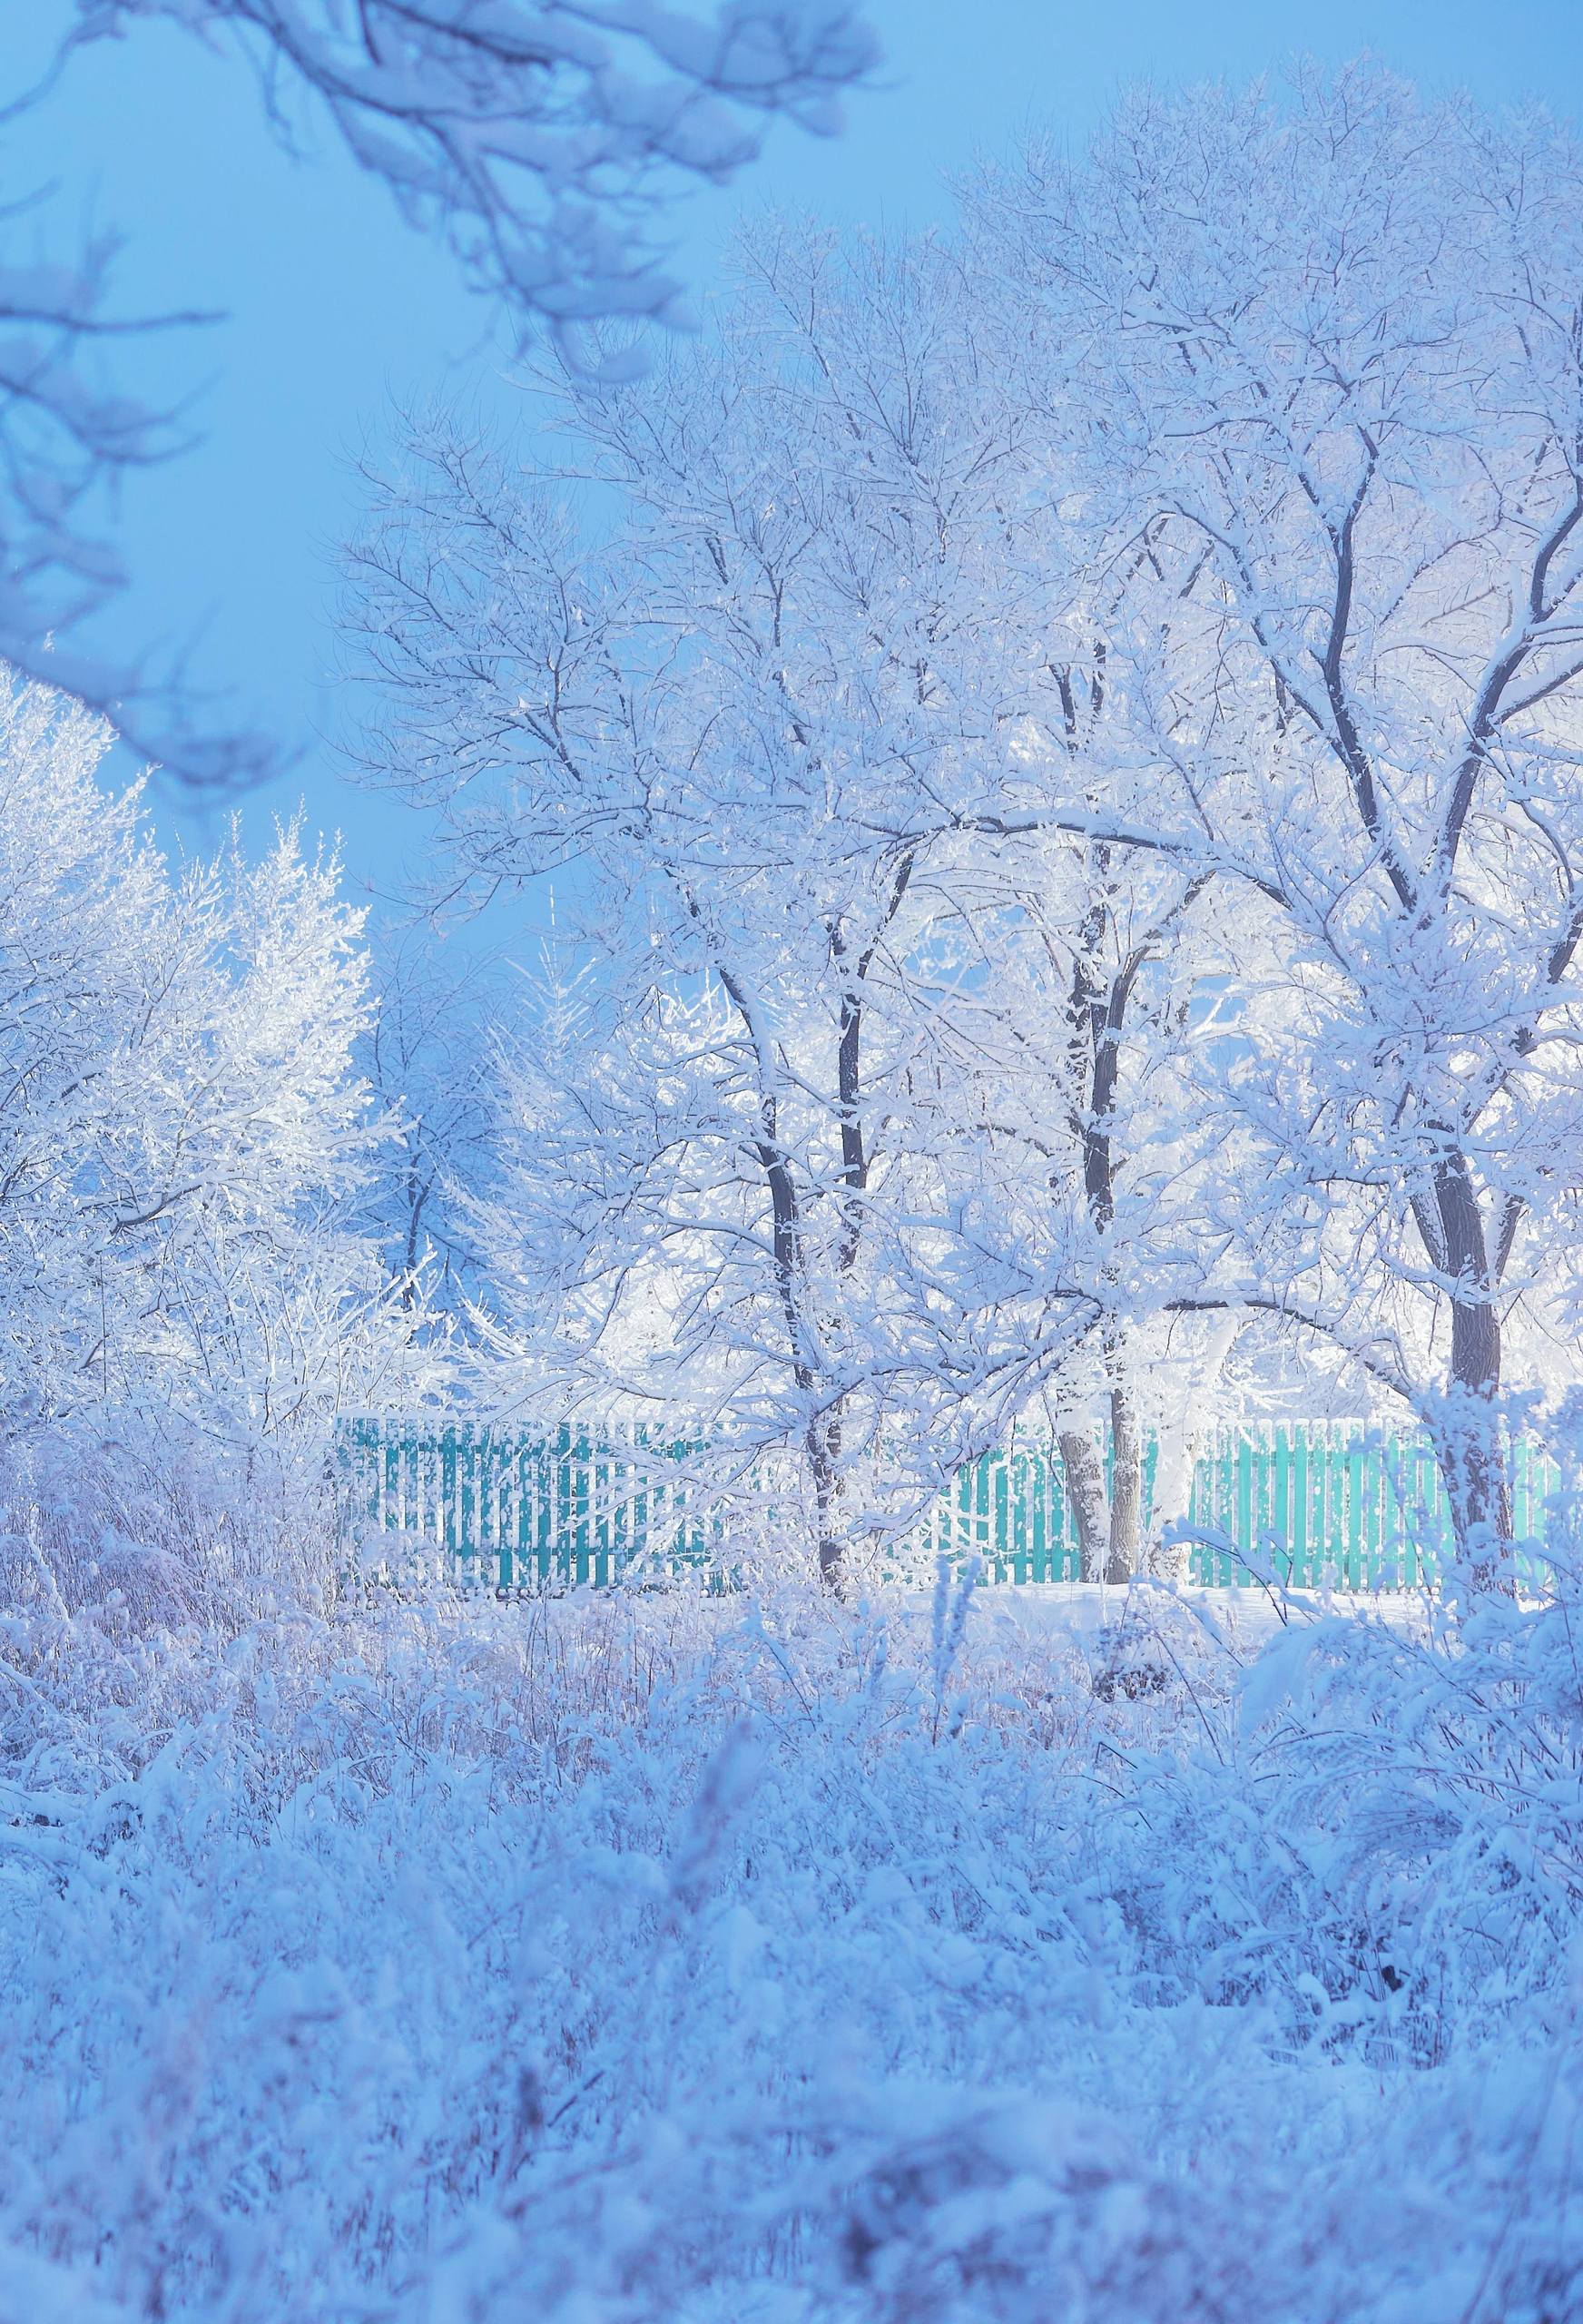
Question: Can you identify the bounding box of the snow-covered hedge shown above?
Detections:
[2,1553,1580,2320]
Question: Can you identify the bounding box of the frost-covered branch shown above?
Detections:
[0,1,877,783]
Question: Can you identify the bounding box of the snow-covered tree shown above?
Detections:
[938,831,1221,1581]
[347,230,1133,1580]
[0,675,418,1462]
[970,64,1583,1578]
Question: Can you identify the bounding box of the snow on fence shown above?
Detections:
[337,1417,1563,1593]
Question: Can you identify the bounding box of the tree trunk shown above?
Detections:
[1440,1302,1512,1592]
[1106,1378,1143,1584]
[1146,1417,1193,1581]
[1433,1156,1513,1590]
[807,1411,845,1591]
[1058,1430,1110,1582]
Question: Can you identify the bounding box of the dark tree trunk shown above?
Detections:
[1063,910,1152,1585]
[1440,1303,1512,1590]
[807,1409,845,1590]
[1432,1155,1513,1588]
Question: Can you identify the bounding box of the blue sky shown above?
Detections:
[14,0,1583,936]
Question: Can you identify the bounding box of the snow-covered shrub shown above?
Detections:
[0,677,429,1611]
[0,1431,351,1636]
[1,1568,1580,2320]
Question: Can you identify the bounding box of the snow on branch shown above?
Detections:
[0,2,877,784]
[71,1,880,337]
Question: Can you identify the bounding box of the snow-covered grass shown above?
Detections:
[3,1549,1581,2321]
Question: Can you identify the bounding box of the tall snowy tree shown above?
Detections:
[970,64,1583,1578]
[347,230,1139,1580]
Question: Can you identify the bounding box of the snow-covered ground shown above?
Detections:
[1,1568,1577,2322]
[913,1574,1434,1640]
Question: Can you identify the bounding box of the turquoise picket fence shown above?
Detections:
[337,1418,721,1590]
[1168,1423,1557,1590]
[336,1416,1563,1593]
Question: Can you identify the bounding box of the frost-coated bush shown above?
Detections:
[2,1566,1580,2322]
[0,677,426,1461]
[0,1433,352,1644]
